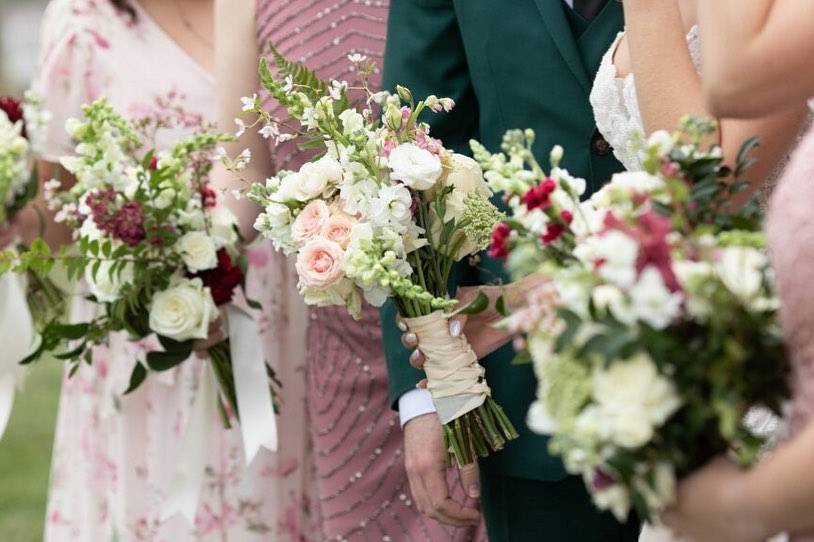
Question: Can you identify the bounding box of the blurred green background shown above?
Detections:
[1,1,60,540]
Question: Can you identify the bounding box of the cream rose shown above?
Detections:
[322,211,356,249]
[292,200,330,246]
[85,261,134,303]
[276,155,343,202]
[388,143,442,190]
[175,231,218,273]
[148,278,218,342]
[443,153,491,221]
[295,237,345,290]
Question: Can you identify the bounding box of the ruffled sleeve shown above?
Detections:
[32,0,113,161]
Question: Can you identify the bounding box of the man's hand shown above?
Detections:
[403,413,481,527]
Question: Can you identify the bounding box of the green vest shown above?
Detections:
[381,0,625,482]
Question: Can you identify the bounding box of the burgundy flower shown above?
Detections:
[113,201,146,246]
[542,222,565,244]
[1,96,26,137]
[200,187,217,209]
[560,210,574,225]
[522,178,557,211]
[87,189,119,234]
[149,156,158,170]
[193,249,244,306]
[488,222,511,259]
[591,469,617,491]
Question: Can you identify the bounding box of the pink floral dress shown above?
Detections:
[35,1,318,540]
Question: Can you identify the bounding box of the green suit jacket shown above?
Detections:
[381,0,625,482]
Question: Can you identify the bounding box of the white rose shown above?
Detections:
[208,205,239,248]
[175,231,218,273]
[527,400,559,435]
[275,155,343,202]
[388,143,442,190]
[149,278,219,342]
[85,261,134,303]
[715,246,768,303]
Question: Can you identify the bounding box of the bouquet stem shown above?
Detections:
[208,340,238,429]
[443,398,518,467]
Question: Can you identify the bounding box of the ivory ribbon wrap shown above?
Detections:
[403,311,490,424]
[227,299,278,463]
[161,362,218,523]
[0,272,33,440]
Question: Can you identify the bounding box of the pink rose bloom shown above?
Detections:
[292,199,330,246]
[295,237,345,290]
[322,212,356,249]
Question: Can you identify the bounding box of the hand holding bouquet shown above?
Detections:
[236,49,517,466]
[478,118,789,522]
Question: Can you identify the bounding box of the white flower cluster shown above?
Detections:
[0,92,49,222]
[54,100,239,342]
[247,79,497,318]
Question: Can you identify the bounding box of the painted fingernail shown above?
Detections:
[410,350,421,363]
[449,320,463,337]
[469,483,480,498]
[404,332,417,346]
[397,320,407,332]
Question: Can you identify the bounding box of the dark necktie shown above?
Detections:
[572,0,608,21]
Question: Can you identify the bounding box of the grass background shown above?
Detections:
[0,362,62,541]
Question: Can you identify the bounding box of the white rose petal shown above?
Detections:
[149,278,219,342]
[175,231,218,273]
[388,143,442,190]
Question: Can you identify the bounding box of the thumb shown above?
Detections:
[449,314,467,338]
[459,462,481,499]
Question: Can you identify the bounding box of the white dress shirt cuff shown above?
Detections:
[398,389,437,428]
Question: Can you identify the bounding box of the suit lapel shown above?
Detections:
[532,0,591,92]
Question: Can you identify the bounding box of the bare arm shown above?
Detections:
[664,420,814,540]
[697,0,814,117]
[625,0,807,200]
[212,0,273,242]
[14,161,73,249]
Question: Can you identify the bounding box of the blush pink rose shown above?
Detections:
[291,200,330,246]
[295,237,345,290]
[322,212,356,249]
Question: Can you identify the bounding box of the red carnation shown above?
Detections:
[542,222,565,244]
[194,249,244,306]
[522,178,557,211]
[488,222,511,259]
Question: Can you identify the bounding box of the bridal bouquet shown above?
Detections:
[237,49,517,466]
[479,119,789,521]
[4,98,249,416]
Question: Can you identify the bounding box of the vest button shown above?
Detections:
[592,131,611,156]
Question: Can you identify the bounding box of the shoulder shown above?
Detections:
[39,0,124,57]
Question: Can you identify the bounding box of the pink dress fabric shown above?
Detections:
[256,1,486,540]
[36,1,319,540]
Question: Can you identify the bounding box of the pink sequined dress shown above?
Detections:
[256,1,486,540]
